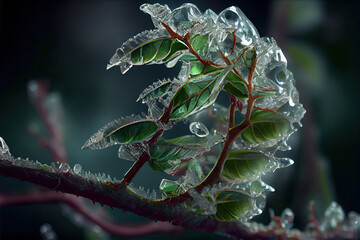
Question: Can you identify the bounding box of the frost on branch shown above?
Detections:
[85,2,308,223]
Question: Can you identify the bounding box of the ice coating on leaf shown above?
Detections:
[150,134,221,174]
[0,137,12,161]
[106,29,170,73]
[82,115,157,150]
[170,64,233,119]
[137,78,182,119]
[118,142,149,161]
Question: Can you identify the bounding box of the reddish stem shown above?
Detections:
[231,30,237,55]
[121,100,173,184]
[161,22,221,67]
[228,94,236,129]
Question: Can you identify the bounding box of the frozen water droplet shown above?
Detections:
[321,202,345,230]
[40,223,57,240]
[281,208,294,230]
[0,137,12,160]
[59,163,70,173]
[189,122,209,137]
[278,158,294,168]
[73,164,82,175]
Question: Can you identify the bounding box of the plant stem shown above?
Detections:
[161,22,221,67]
[194,56,259,191]
[122,101,173,184]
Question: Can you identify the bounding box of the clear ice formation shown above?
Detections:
[82,115,157,150]
[102,3,307,222]
[189,122,209,137]
[0,137,12,161]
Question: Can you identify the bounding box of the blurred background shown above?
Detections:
[0,0,359,239]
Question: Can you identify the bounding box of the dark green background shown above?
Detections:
[0,0,359,239]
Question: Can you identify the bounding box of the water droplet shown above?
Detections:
[73,164,82,175]
[59,163,70,173]
[278,158,294,168]
[189,122,209,137]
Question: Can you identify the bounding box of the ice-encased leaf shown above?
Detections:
[137,79,173,103]
[170,64,233,119]
[82,118,159,150]
[106,29,174,73]
[149,135,213,173]
[223,71,248,99]
[222,150,275,181]
[159,179,180,197]
[212,190,252,221]
[241,110,291,144]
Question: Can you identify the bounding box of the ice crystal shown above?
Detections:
[0,137,12,161]
[73,164,82,175]
[118,142,149,161]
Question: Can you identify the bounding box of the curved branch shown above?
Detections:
[0,191,183,237]
[0,157,358,239]
[0,157,288,240]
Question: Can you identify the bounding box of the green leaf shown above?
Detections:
[241,110,291,144]
[159,179,180,197]
[224,71,248,99]
[82,119,159,149]
[190,34,208,56]
[130,39,188,65]
[190,61,205,75]
[212,190,251,221]
[222,150,271,180]
[137,79,173,103]
[163,39,189,62]
[149,135,209,173]
[170,65,233,119]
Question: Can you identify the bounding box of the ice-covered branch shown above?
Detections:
[0,156,358,240]
[0,156,288,239]
[0,191,183,237]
